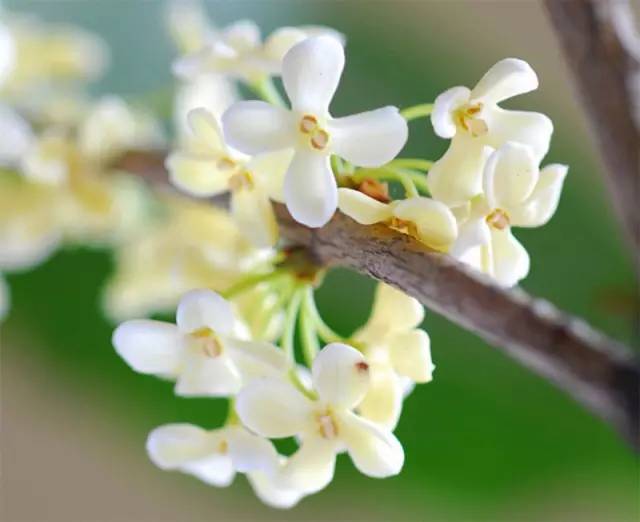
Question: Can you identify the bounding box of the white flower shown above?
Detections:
[0,103,33,166]
[112,289,287,397]
[236,343,404,494]
[223,36,409,227]
[428,58,553,207]
[451,142,568,287]
[174,19,344,83]
[167,108,292,247]
[354,283,433,429]
[0,20,16,87]
[338,189,457,252]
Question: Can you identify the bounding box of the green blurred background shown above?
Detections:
[2,1,638,521]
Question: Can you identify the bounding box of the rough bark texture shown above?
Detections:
[544,0,640,262]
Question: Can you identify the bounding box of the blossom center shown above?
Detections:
[299,114,330,151]
[315,410,338,439]
[456,102,488,137]
[228,170,254,191]
[388,216,419,238]
[216,156,238,171]
[190,327,223,357]
[486,208,510,230]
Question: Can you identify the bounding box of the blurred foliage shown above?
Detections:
[3,1,638,520]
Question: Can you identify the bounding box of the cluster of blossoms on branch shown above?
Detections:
[0,0,567,509]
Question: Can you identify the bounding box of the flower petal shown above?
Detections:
[337,188,392,225]
[431,86,471,138]
[339,411,404,478]
[282,36,344,114]
[222,100,294,155]
[176,289,234,335]
[166,153,231,197]
[112,319,183,376]
[483,142,538,211]
[356,283,423,343]
[484,107,553,162]
[357,364,404,430]
[146,423,216,469]
[392,197,458,251]
[489,228,530,287]
[225,337,288,380]
[278,437,337,494]
[427,135,489,206]
[227,426,278,474]
[450,216,491,258]
[186,108,227,154]
[175,351,242,397]
[247,149,294,203]
[230,188,279,248]
[328,107,408,167]
[470,58,539,104]
[181,455,236,487]
[388,329,434,383]
[312,343,370,409]
[236,377,312,438]
[248,469,305,509]
[222,20,261,53]
[511,163,568,227]
[283,150,337,227]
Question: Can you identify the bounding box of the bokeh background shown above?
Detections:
[2,1,638,521]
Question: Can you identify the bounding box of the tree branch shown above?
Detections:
[116,150,639,449]
[544,0,640,261]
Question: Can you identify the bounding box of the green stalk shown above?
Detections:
[300,287,321,366]
[400,103,434,121]
[220,270,287,299]
[305,289,348,344]
[281,288,304,364]
[250,77,286,107]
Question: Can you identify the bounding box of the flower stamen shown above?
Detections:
[486,208,510,230]
[190,327,223,357]
[316,410,338,439]
[228,171,254,191]
[457,102,488,137]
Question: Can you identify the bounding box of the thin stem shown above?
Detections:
[300,287,321,366]
[305,289,347,344]
[287,367,317,400]
[400,103,434,121]
[219,270,287,300]
[349,167,430,196]
[250,77,286,107]
[392,168,419,198]
[387,158,434,171]
[281,288,304,365]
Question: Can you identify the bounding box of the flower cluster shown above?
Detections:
[0,0,567,510]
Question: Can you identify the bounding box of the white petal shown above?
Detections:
[388,329,434,383]
[431,86,471,138]
[356,283,423,343]
[282,36,344,114]
[176,289,234,334]
[357,365,404,430]
[511,163,568,227]
[392,197,458,251]
[225,337,288,380]
[248,469,305,509]
[146,424,215,469]
[166,153,231,197]
[222,20,261,52]
[236,378,312,438]
[339,411,404,478]
[230,188,279,247]
[182,454,236,487]
[337,188,392,225]
[489,228,530,287]
[427,135,489,206]
[227,426,278,474]
[187,108,227,154]
[484,107,553,162]
[311,343,370,409]
[328,107,408,167]
[450,217,491,258]
[112,320,183,376]
[0,105,33,165]
[278,437,337,493]
[283,150,337,227]
[470,58,539,104]
[222,101,294,155]
[262,27,308,62]
[247,149,294,203]
[175,351,242,397]
[483,142,538,211]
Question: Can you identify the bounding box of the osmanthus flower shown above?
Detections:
[428,58,553,207]
[223,36,409,227]
[173,18,344,85]
[146,423,304,508]
[338,188,457,252]
[236,343,404,495]
[353,283,434,429]
[112,289,287,397]
[167,107,292,247]
[451,142,568,287]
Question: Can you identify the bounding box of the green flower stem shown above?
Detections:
[281,287,304,365]
[219,270,287,300]
[400,103,434,121]
[305,288,348,344]
[349,167,430,196]
[387,158,434,171]
[300,287,321,366]
[393,168,420,198]
[250,77,286,107]
[225,398,240,425]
